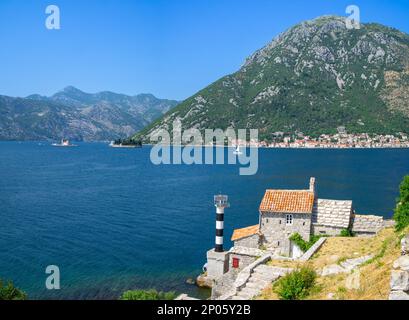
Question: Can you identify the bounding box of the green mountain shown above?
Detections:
[134,15,409,142]
[0,87,179,141]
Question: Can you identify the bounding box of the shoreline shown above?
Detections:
[2,141,409,150]
[141,143,409,150]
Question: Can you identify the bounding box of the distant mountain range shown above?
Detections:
[134,15,409,142]
[0,86,179,141]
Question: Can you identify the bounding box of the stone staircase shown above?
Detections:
[229,265,291,300]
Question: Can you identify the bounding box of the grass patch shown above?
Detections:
[336,256,348,265]
[362,238,390,266]
[120,289,177,300]
[308,227,406,300]
[260,226,408,300]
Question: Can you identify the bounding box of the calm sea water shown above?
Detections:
[0,142,408,299]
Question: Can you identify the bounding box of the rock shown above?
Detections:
[186,278,195,285]
[346,271,361,290]
[389,290,409,300]
[327,293,335,300]
[393,256,409,271]
[322,264,347,276]
[175,294,199,301]
[196,275,214,288]
[390,270,409,291]
[402,235,409,256]
[340,255,373,271]
[175,294,188,300]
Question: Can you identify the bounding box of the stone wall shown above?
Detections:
[299,237,327,262]
[383,219,396,228]
[206,249,229,280]
[212,254,272,300]
[311,224,343,236]
[229,253,258,273]
[260,212,311,256]
[234,234,261,249]
[352,214,384,236]
[389,234,409,300]
[227,246,265,273]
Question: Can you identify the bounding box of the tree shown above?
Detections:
[0,280,27,300]
[393,176,409,231]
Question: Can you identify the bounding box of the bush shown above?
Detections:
[274,267,317,300]
[289,233,322,252]
[289,233,309,252]
[0,280,27,300]
[394,176,409,231]
[120,289,177,300]
[340,229,355,237]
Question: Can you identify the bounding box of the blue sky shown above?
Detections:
[0,0,408,100]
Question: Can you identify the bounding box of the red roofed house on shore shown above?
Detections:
[230,177,385,260]
[202,178,388,291]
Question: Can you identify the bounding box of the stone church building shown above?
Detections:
[231,178,384,258]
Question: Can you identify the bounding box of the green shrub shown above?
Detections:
[274,267,317,300]
[340,229,355,237]
[0,280,27,300]
[120,289,177,300]
[394,176,409,231]
[289,233,309,252]
[289,233,323,252]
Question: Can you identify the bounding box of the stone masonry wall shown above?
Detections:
[229,253,257,273]
[260,212,311,256]
[389,234,409,300]
[311,224,343,236]
[352,214,384,235]
[234,234,261,249]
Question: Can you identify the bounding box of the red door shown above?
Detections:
[232,258,240,269]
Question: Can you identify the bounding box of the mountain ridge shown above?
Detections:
[0,87,179,141]
[133,15,409,142]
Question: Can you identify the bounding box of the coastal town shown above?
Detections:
[236,128,409,149]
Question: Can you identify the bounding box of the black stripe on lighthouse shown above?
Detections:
[215,212,224,252]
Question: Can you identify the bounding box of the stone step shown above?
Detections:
[254,270,275,277]
[251,272,279,282]
[255,265,293,276]
[245,279,270,290]
[239,287,260,297]
[236,292,253,300]
[254,265,275,273]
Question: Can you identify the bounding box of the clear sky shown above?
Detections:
[0,0,408,100]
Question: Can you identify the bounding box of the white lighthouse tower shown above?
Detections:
[206,195,230,280]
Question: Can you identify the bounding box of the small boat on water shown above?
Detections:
[52,139,77,147]
[109,139,142,148]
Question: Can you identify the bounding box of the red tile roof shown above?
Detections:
[259,190,315,214]
[231,225,260,241]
